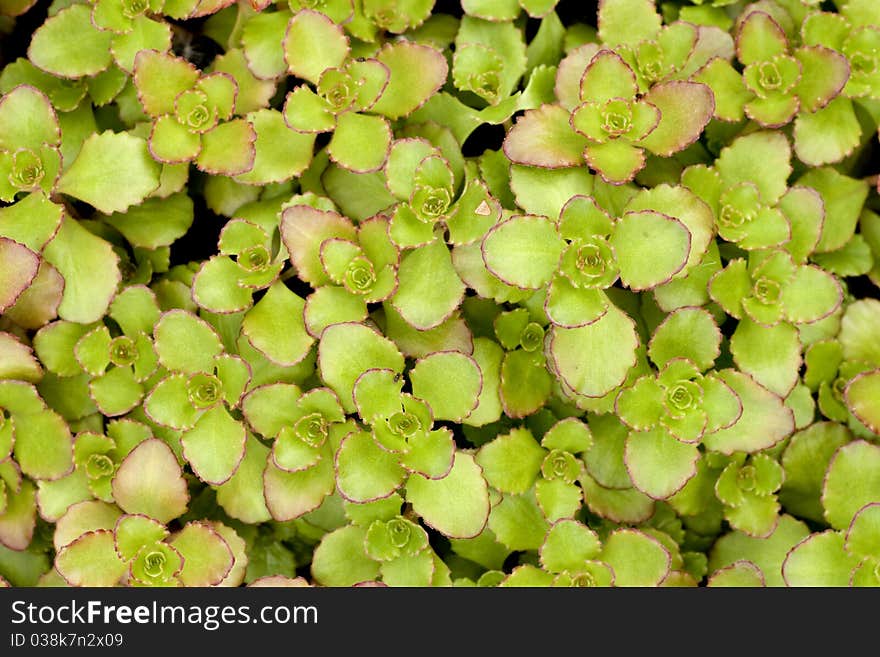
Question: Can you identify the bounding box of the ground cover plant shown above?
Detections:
[0,0,878,588]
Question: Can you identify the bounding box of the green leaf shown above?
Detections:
[318,323,404,414]
[649,307,720,371]
[195,119,256,176]
[794,46,850,115]
[236,109,315,185]
[216,436,271,524]
[793,97,862,167]
[482,215,565,290]
[148,116,201,164]
[797,167,869,254]
[460,337,503,428]
[601,529,670,586]
[535,479,583,522]
[370,42,448,120]
[391,239,464,330]
[549,304,638,398]
[242,282,313,367]
[181,406,246,485]
[625,427,700,500]
[263,456,335,521]
[311,525,380,586]
[692,58,748,122]
[171,522,234,587]
[407,452,490,539]
[55,530,126,587]
[132,50,200,117]
[598,0,661,47]
[638,81,715,157]
[110,15,172,74]
[781,264,841,325]
[822,440,880,529]
[57,131,160,214]
[846,503,880,560]
[540,519,601,572]
[0,192,63,252]
[730,318,801,397]
[736,11,788,66]
[281,205,357,286]
[103,192,194,250]
[154,310,223,374]
[504,104,587,168]
[282,10,349,85]
[0,85,60,150]
[0,238,39,315]
[283,85,336,133]
[708,514,809,587]
[42,216,119,325]
[583,140,646,185]
[410,351,482,423]
[335,431,405,502]
[715,131,791,205]
[615,376,664,432]
[612,211,691,290]
[708,258,750,319]
[90,367,144,417]
[476,428,546,494]
[845,371,880,435]
[27,5,113,78]
[489,491,550,550]
[115,515,168,561]
[623,184,714,274]
[702,370,794,455]
[327,112,391,174]
[782,531,859,587]
[545,277,609,328]
[509,166,594,219]
[707,560,766,587]
[12,408,72,481]
[241,9,292,80]
[111,439,189,523]
[780,422,851,524]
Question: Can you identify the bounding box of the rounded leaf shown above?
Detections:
[822,441,880,530]
[600,529,670,587]
[111,439,189,523]
[611,211,691,291]
[550,304,638,398]
[845,371,880,435]
[283,10,349,85]
[410,351,482,422]
[318,323,404,414]
[482,215,565,290]
[406,452,490,539]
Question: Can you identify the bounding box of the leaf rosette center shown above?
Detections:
[187,373,222,409]
[344,256,377,294]
[318,69,356,113]
[600,99,634,138]
[122,0,148,19]
[560,237,618,289]
[109,335,137,367]
[519,322,545,352]
[175,90,216,134]
[294,412,328,448]
[9,149,44,189]
[541,449,580,484]
[85,453,115,480]
[752,276,781,305]
[665,379,702,416]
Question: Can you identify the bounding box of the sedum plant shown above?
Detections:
[0,0,879,589]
